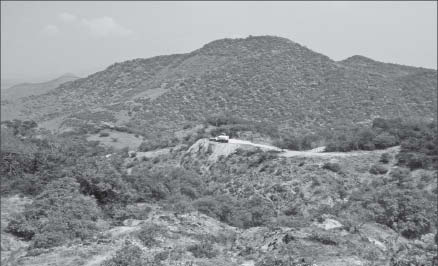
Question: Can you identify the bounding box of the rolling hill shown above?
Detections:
[1,36,436,136]
[1,73,79,101]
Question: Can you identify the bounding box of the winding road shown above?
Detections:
[228,138,399,158]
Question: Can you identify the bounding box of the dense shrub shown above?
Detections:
[136,223,166,247]
[396,121,437,170]
[205,113,280,139]
[325,118,437,170]
[372,117,403,131]
[7,177,102,249]
[192,197,221,218]
[256,256,312,266]
[126,166,203,202]
[1,127,109,196]
[373,189,432,239]
[322,161,341,173]
[6,214,35,240]
[102,243,147,266]
[248,150,278,167]
[205,113,246,127]
[272,132,320,151]
[373,132,399,149]
[353,175,435,239]
[32,231,67,249]
[1,119,38,136]
[324,131,358,152]
[139,136,178,152]
[75,158,134,206]
[308,231,338,245]
[369,164,388,175]
[187,240,218,258]
[273,134,301,150]
[379,152,392,164]
[193,194,275,229]
[111,204,151,225]
[357,128,376,150]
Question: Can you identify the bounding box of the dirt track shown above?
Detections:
[228,138,400,158]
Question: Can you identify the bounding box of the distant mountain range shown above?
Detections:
[1,73,79,101]
[1,36,436,135]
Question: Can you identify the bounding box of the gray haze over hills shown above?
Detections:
[1,73,79,99]
[1,1,436,83]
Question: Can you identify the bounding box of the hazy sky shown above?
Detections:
[1,1,437,81]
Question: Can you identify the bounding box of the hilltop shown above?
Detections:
[1,36,436,137]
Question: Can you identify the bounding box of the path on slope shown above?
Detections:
[228,138,399,158]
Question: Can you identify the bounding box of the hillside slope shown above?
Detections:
[1,73,79,101]
[2,36,436,135]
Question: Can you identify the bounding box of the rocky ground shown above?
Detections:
[1,138,436,266]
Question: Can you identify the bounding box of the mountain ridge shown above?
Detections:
[1,36,436,136]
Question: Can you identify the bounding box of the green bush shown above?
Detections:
[192,194,274,229]
[369,164,388,175]
[205,113,280,139]
[256,255,312,266]
[126,166,203,202]
[205,113,246,127]
[324,119,437,171]
[357,128,376,150]
[139,137,176,152]
[7,177,102,249]
[193,197,221,218]
[1,129,109,196]
[373,189,432,239]
[373,132,399,149]
[322,161,341,173]
[389,167,411,187]
[102,243,147,266]
[273,133,301,150]
[99,132,110,137]
[355,176,435,240]
[32,231,66,249]
[187,240,218,258]
[136,223,166,247]
[324,131,358,152]
[6,214,35,240]
[73,155,134,206]
[308,231,338,245]
[111,204,151,225]
[379,152,392,164]
[1,119,38,136]
[397,152,430,170]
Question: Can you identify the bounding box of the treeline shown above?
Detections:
[205,112,280,139]
[325,118,437,169]
[204,113,321,150]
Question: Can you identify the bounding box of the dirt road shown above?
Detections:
[228,138,399,158]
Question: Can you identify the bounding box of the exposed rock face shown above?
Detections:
[186,139,241,162]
